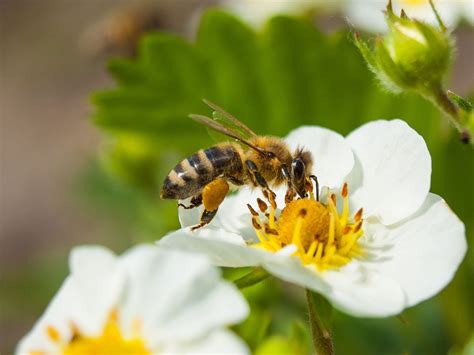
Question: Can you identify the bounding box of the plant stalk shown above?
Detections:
[306,289,334,355]
[425,86,472,144]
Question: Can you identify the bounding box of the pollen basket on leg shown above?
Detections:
[248,181,364,271]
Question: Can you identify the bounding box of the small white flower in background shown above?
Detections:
[222,0,341,27]
[160,120,467,318]
[344,0,473,33]
[17,245,249,355]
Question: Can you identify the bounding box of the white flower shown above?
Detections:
[159,120,467,318]
[344,0,472,32]
[17,245,249,355]
[221,0,340,27]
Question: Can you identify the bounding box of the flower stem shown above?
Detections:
[425,86,472,144]
[234,267,269,289]
[306,289,334,355]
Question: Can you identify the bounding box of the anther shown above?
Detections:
[268,190,277,210]
[343,225,351,234]
[257,198,268,213]
[330,194,337,206]
[342,182,348,198]
[46,326,60,343]
[353,221,362,233]
[247,204,259,217]
[354,208,363,222]
[265,226,279,235]
[252,218,262,230]
[298,208,308,218]
[69,321,81,342]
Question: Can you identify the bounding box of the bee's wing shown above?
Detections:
[202,99,257,139]
[189,114,266,155]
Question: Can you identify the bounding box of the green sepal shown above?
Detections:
[448,91,473,113]
[353,33,376,71]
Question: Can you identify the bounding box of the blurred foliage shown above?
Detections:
[85,9,474,354]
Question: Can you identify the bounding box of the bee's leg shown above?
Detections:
[227,176,245,186]
[245,160,276,205]
[191,210,218,231]
[191,178,229,231]
[285,187,296,204]
[178,195,202,209]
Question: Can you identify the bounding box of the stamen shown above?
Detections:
[265,225,279,235]
[268,200,277,229]
[315,242,323,261]
[249,182,364,271]
[327,213,335,245]
[268,191,277,210]
[306,241,318,258]
[46,326,60,343]
[340,184,349,227]
[257,198,267,213]
[353,221,362,233]
[291,210,306,251]
[247,204,259,217]
[252,217,262,230]
[327,195,342,236]
[342,182,348,198]
[69,321,81,342]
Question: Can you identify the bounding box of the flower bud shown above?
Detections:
[355,2,453,94]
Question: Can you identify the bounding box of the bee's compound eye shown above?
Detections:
[292,159,305,180]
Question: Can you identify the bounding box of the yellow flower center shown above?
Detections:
[30,310,150,355]
[400,0,426,6]
[249,182,364,271]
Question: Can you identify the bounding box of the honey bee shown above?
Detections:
[160,100,318,230]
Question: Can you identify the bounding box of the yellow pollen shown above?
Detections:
[250,181,365,271]
[278,199,330,250]
[401,0,426,5]
[33,310,150,355]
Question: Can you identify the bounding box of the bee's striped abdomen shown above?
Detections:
[160,144,239,200]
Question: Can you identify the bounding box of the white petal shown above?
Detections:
[223,0,318,27]
[346,120,431,225]
[285,126,354,189]
[68,245,124,335]
[372,193,466,307]
[262,254,406,317]
[462,0,474,24]
[321,263,406,317]
[343,0,463,32]
[118,245,249,345]
[159,227,267,267]
[162,329,249,355]
[343,0,387,32]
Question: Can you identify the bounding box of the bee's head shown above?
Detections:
[290,148,313,198]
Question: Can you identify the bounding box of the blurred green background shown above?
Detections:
[1,1,473,354]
